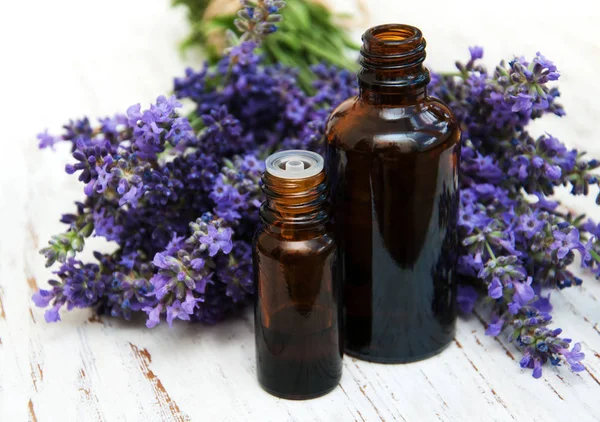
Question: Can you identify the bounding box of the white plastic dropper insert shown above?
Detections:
[265,150,324,180]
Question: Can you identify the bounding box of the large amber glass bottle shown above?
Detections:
[326,24,460,363]
[253,150,342,399]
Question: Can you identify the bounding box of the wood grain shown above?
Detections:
[129,343,190,422]
[0,288,6,321]
[1,0,600,421]
[28,399,38,422]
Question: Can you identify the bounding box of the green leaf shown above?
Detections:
[303,39,355,69]
[173,0,360,90]
[304,2,332,26]
[284,0,311,30]
[80,222,94,238]
[207,14,236,27]
[343,38,362,51]
[269,32,301,53]
[573,213,587,226]
[266,40,296,67]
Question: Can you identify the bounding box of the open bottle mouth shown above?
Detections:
[363,24,423,50]
[265,150,324,180]
[359,24,427,70]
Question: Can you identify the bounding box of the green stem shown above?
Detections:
[485,241,497,260]
[590,249,600,263]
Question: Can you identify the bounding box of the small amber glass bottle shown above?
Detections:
[253,150,342,399]
[325,24,461,363]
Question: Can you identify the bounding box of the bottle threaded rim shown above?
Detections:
[358,24,429,88]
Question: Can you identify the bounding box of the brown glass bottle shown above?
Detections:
[253,150,342,399]
[325,24,460,363]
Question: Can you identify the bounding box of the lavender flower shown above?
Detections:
[550,228,584,259]
[457,285,479,314]
[93,208,123,242]
[200,225,234,257]
[31,259,105,322]
[468,46,484,61]
[561,342,585,372]
[141,213,255,327]
[508,277,535,314]
[34,0,283,328]
[210,155,264,225]
[40,202,94,266]
[174,64,219,114]
[486,318,505,336]
[311,64,358,108]
[235,1,285,44]
[144,249,209,328]
[199,105,250,158]
[37,130,59,149]
[430,48,599,377]
[216,241,254,302]
[127,95,194,159]
[488,278,503,299]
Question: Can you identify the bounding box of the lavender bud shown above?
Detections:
[536,341,548,352]
[71,236,83,252]
[521,335,535,345]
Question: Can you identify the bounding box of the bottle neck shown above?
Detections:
[359,85,428,106]
[260,171,330,239]
[358,24,430,106]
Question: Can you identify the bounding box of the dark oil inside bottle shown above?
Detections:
[326,24,460,363]
[256,305,341,399]
[330,139,459,362]
[253,151,342,399]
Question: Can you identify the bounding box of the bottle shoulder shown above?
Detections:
[325,95,460,152]
[254,228,336,258]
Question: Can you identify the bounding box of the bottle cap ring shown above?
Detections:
[265,150,324,180]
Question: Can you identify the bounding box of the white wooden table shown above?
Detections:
[1,1,600,420]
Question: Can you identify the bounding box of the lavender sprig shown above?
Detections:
[234,1,285,45]
[433,48,593,377]
[40,201,94,266]
[144,214,241,327]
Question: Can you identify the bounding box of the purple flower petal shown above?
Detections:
[208,243,220,257]
[190,258,205,271]
[457,285,479,314]
[520,353,531,369]
[532,293,553,313]
[44,305,61,323]
[488,278,503,299]
[38,130,59,149]
[153,252,169,269]
[469,46,484,61]
[220,240,233,255]
[144,304,163,328]
[32,290,52,307]
[513,278,535,304]
[485,318,504,336]
[181,290,199,314]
